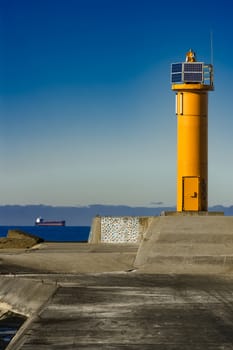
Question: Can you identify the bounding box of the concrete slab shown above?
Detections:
[0,242,138,274]
[134,216,233,273]
[6,273,233,350]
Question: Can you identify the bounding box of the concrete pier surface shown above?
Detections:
[1,215,233,349]
[2,272,233,349]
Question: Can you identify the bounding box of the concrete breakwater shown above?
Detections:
[2,216,233,275]
[2,274,233,349]
[1,215,233,348]
[0,277,57,317]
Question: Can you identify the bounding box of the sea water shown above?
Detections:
[0,226,91,242]
[0,312,26,350]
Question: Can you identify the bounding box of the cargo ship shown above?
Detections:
[35,217,66,226]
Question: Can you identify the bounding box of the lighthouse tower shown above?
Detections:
[171,49,214,212]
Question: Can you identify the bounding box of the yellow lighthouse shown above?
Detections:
[171,49,214,212]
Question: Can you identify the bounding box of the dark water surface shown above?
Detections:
[0,226,91,242]
[0,312,26,350]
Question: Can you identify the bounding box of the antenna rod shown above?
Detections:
[210,31,214,65]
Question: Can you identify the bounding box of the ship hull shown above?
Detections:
[35,221,65,227]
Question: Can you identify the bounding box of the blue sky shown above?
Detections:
[1,0,233,207]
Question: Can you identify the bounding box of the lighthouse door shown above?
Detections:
[182,177,200,211]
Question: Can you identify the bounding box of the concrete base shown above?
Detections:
[88,214,233,275]
[160,211,224,216]
[134,215,233,274]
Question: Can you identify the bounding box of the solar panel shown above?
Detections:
[171,63,183,83]
[183,72,203,82]
[172,63,182,73]
[184,63,203,72]
[171,73,182,83]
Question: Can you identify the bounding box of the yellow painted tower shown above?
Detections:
[171,49,214,212]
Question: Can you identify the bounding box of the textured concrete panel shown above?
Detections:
[101,216,140,243]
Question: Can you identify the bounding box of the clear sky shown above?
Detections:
[1,0,233,207]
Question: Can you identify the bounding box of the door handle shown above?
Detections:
[191,192,197,198]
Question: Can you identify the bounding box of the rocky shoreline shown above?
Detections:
[0,230,43,250]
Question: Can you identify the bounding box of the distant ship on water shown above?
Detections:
[35,217,66,226]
